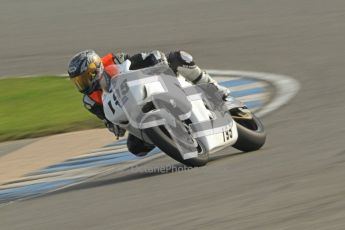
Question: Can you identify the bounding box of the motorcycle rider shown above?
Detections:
[67,49,230,156]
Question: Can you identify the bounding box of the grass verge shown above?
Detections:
[0,76,102,142]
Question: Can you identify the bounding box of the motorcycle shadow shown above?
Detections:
[209,150,245,163]
[47,149,248,197]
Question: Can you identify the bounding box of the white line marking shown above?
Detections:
[76,146,128,158]
[228,82,268,91]
[207,69,300,117]
[237,92,270,103]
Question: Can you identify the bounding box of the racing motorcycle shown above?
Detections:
[102,61,266,167]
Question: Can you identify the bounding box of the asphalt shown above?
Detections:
[1,0,345,229]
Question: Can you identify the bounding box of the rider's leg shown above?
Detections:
[167,51,230,98]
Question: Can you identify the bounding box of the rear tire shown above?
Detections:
[232,114,266,152]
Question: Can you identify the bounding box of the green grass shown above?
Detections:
[0,76,103,142]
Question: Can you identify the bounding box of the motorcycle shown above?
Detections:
[102,61,266,167]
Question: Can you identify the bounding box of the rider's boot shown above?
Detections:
[194,71,231,100]
[167,51,230,99]
[127,134,155,157]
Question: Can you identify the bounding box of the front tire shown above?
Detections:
[144,125,209,167]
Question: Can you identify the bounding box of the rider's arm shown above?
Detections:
[83,94,126,138]
[83,94,106,120]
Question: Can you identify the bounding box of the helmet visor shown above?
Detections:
[71,71,94,93]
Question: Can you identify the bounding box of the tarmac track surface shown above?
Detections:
[1,0,345,229]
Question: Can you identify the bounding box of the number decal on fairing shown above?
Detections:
[107,93,122,115]
[120,79,129,95]
[108,101,115,114]
[113,94,121,107]
[223,128,233,142]
[117,79,129,105]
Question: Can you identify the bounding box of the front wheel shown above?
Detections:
[232,111,266,152]
[144,125,209,167]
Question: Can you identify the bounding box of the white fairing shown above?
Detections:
[103,60,131,127]
[103,93,127,125]
[177,76,238,152]
[103,69,238,154]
